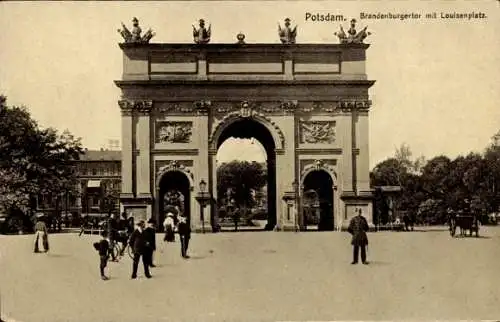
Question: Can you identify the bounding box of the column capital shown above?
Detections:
[118,99,153,116]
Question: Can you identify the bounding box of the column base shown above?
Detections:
[120,195,153,224]
[280,225,300,232]
[193,222,212,233]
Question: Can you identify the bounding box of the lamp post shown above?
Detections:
[195,179,212,233]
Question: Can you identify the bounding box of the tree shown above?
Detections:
[0,95,83,216]
[484,135,500,212]
[395,143,426,174]
[370,158,406,187]
[217,161,267,211]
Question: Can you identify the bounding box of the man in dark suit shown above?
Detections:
[177,214,191,259]
[143,218,157,268]
[347,208,369,265]
[128,220,151,279]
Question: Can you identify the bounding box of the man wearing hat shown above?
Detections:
[177,213,191,259]
[347,208,369,265]
[128,220,151,279]
[143,218,157,268]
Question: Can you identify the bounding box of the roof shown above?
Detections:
[79,150,121,161]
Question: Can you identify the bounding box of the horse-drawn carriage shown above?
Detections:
[449,213,480,238]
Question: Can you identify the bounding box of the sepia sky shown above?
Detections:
[0,1,499,168]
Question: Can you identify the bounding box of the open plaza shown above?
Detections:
[1,227,500,322]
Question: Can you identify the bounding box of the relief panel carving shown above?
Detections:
[156,121,193,143]
[299,121,336,144]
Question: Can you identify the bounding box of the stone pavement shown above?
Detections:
[1,226,500,322]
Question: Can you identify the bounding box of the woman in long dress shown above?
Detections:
[34,214,49,253]
[163,213,176,242]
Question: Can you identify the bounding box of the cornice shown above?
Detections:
[115,80,376,87]
[297,148,343,154]
[118,43,370,52]
[151,149,199,156]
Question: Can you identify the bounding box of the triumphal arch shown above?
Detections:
[115,17,374,232]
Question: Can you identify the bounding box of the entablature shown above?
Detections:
[118,99,373,117]
[118,43,370,81]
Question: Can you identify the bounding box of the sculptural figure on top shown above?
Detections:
[334,18,371,44]
[278,18,297,44]
[193,19,211,44]
[131,17,142,42]
[117,17,155,44]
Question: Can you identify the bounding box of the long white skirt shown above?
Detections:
[34,231,49,252]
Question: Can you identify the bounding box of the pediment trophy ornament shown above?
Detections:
[301,121,336,144]
[193,19,211,44]
[118,17,155,43]
[334,19,370,44]
[278,18,297,44]
[157,122,193,143]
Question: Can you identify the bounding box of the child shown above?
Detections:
[93,231,110,280]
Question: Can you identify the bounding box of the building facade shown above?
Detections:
[115,21,375,232]
[36,149,121,218]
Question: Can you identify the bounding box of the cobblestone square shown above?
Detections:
[1,227,500,322]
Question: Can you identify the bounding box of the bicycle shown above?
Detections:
[108,240,122,261]
[108,231,135,261]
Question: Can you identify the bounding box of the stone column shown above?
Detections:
[119,101,134,198]
[135,104,153,219]
[275,111,295,231]
[194,101,211,232]
[356,110,370,193]
[341,111,354,193]
[209,150,218,230]
[136,113,151,196]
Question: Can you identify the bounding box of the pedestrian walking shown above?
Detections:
[347,208,369,265]
[143,218,157,267]
[93,231,110,280]
[33,213,49,253]
[128,220,151,279]
[177,214,191,259]
[163,213,175,242]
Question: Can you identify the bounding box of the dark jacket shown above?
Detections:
[177,219,191,236]
[143,226,156,251]
[95,239,110,257]
[129,229,146,254]
[347,215,369,246]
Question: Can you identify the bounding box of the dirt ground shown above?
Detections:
[1,226,499,322]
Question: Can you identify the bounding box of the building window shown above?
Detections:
[91,168,97,176]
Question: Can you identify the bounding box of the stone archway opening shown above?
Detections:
[215,118,277,231]
[303,170,334,231]
[158,171,191,228]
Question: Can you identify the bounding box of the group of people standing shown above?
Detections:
[163,210,191,259]
[95,210,191,281]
